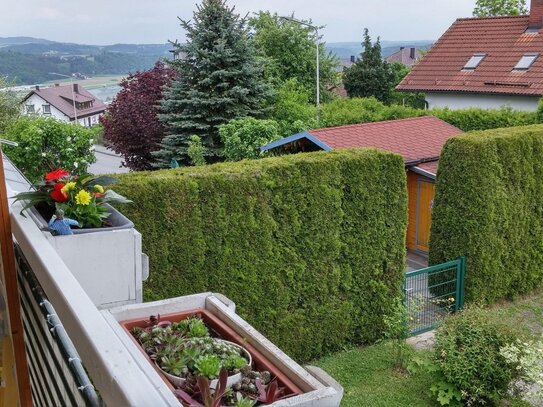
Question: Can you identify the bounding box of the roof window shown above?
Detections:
[513,53,539,70]
[463,54,486,70]
[464,54,486,70]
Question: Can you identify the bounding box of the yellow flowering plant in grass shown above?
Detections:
[13,169,132,229]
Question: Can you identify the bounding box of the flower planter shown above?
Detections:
[28,203,146,309]
[28,203,134,234]
[103,293,343,406]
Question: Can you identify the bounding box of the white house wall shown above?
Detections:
[425,92,539,111]
[22,93,103,127]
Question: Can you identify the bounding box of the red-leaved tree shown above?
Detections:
[101,62,177,171]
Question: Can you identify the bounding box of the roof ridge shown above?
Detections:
[455,15,528,22]
[309,115,445,133]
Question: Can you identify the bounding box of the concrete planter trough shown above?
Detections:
[103,293,343,407]
[28,204,147,309]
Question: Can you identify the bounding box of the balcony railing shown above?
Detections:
[5,156,180,406]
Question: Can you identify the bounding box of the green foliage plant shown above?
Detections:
[2,116,97,183]
[117,148,408,361]
[434,307,520,406]
[473,0,527,17]
[430,124,543,303]
[249,11,339,103]
[187,135,207,167]
[0,76,20,133]
[156,0,271,167]
[343,29,396,104]
[219,118,280,161]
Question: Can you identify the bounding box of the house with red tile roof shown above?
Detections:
[21,83,107,127]
[260,116,463,253]
[397,0,543,111]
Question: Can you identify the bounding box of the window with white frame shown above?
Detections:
[42,104,51,114]
[513,54,538,71]
[463,54,486,70]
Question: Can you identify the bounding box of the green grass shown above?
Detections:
[491,289,543,337]
[315,342,435,407]
[314,291,543,407]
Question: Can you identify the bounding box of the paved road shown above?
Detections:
[89,145,129,175]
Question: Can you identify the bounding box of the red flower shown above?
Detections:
[50,183,68,203]
[45,169,69,182]
[94,192,104,199]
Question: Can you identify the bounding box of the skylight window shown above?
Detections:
[513,54,539,70]
[463,54,486,70]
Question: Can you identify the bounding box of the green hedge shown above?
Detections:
[115,149,408,362]
[430,124,543,303]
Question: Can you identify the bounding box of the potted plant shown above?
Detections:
[11,168,145,309]
[13,168,133,234]
[132,316,252,389]
[127,313,295,406]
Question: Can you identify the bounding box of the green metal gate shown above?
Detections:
[404,257,466,336]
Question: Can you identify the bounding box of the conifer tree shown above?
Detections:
[155,0,271,166]
[343,29,395,104]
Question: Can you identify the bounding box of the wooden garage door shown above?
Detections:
[416,179,435,252]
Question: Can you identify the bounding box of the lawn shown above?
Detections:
[315,290,543,407]
[315,343,435,407]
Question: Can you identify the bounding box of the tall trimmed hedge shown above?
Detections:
[115,149,408,362]
[430,124,543,303]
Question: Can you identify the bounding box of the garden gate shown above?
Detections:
[404,257,465,336]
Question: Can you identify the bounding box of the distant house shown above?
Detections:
[260,116,463,253]
[21,83,106,127]
[397,0,543,111]
[385,47,422,67]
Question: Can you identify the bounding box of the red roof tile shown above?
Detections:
[307,116,462,162]
[396,15,543,96]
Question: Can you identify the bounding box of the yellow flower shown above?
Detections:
[61,182,76,194]
[94,185,104,194]
[75,190,92,206]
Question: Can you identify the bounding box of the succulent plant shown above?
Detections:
[194,355,221,379]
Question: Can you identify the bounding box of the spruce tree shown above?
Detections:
[343,28,395,104]
[155,0,271,166]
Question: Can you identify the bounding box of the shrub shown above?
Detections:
[2,116,96,182]
[115,149,408,362]
[219,118,280,161]
[187,135,206,166]
[431,106,536,132]
[434,307,520,406]
[430,124,543,303]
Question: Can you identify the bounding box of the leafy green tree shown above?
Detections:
[270,79,317,136]
[219,117,280,161]
[2,117,96,182]
[250,11,339,103]
[343,29,396,104]
[155,0,272,167]
[473,0,527,17]
[0,76,20,133]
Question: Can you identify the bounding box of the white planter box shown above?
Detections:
[29,205,146,309]
[103,293,344,407]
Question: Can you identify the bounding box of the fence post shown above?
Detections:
[458,257,466,310]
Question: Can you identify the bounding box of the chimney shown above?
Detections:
[55,83,60,87]
[350,55,355,63]
[73,83,79,93]
[35,85,40,91]
[529,0,543,30]
[400,46,405,50]
[410,47,416,60]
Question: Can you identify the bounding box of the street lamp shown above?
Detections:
[280,16,321,121]
[48,73,78,124]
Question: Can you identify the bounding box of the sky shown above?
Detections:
[0,0,477,45]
